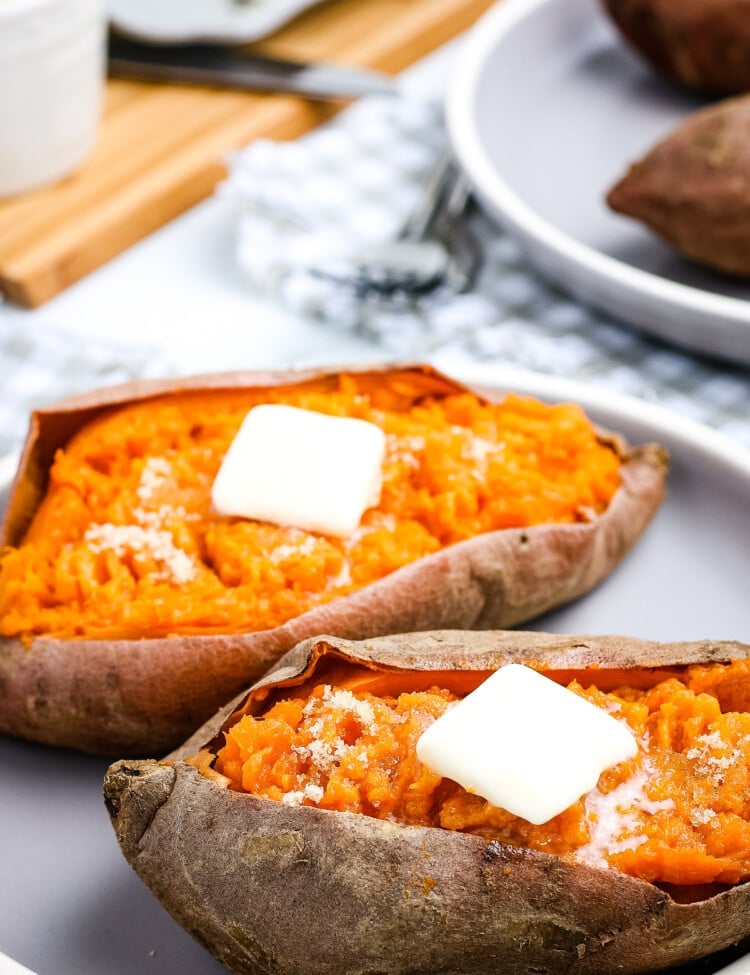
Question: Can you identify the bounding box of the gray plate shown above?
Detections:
[1,368,750,974]
[108,0,323,44]
[447,0,750,366]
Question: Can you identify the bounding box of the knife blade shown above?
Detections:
[107,34,397,101]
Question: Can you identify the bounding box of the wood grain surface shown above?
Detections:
[0,0,494,308]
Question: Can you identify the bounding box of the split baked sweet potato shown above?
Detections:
[0,365,667,755]
[104,630,750,975]
[601,0,750,94]
[607,95,750,276]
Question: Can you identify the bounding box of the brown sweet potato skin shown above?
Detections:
[601,0,750,93]
[0,365,668,755]
[104,631,750,975]
[608,95,750,276]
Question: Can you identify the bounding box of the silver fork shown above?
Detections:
[310,150,482,305]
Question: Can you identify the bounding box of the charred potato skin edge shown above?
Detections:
[105,630,750,975]
[0,364,668,755]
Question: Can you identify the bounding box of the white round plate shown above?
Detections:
[446,0,750,366]
[108,0,323,44]
[1,366,749,973]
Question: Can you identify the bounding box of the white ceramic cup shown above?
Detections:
[0,0,106,198]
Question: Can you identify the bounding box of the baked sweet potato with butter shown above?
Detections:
[0,365,667,755]
[104,630,750,975]
[601,0,750,93]
[607,95,750,276]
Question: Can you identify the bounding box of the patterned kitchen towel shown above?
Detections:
[0,320,172,474]
[221,94,750,449]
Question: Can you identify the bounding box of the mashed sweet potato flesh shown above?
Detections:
[0,378,620,639]
[212,660,750,886]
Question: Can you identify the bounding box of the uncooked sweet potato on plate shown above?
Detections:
[608,95,750,276]
[601,0,750,94]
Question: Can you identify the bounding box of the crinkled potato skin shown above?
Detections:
[601,0,750,93]
[104,631,750,975]
[607,95,750,277]
[0,365,668,756]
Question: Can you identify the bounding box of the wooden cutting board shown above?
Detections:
[0,0,494,308]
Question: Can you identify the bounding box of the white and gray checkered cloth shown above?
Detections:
[1,88,749,468]
[222,94,750,449]
[0,323,171,465]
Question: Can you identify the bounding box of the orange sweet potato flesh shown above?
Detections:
[601,0,750,93]
[0,371,625,639]
[214,662,750,886]
[104,630,750,975]
[0,365,667,755]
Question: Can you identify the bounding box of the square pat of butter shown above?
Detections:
[211,404,387,538]
[416,664,638,825]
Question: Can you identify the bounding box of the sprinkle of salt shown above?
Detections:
[575,755,674,870]
[84,457,196,584]
[285,686,378,803]
[280,783,325,806]
[270,534,318,562]
[85,524,196,585]
[685,730,739,785]
[386,433,425,469]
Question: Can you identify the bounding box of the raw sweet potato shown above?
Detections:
[601,0,750,93]
[104,630,750,975]
[0,365,667,755]
[607,95,750,276]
